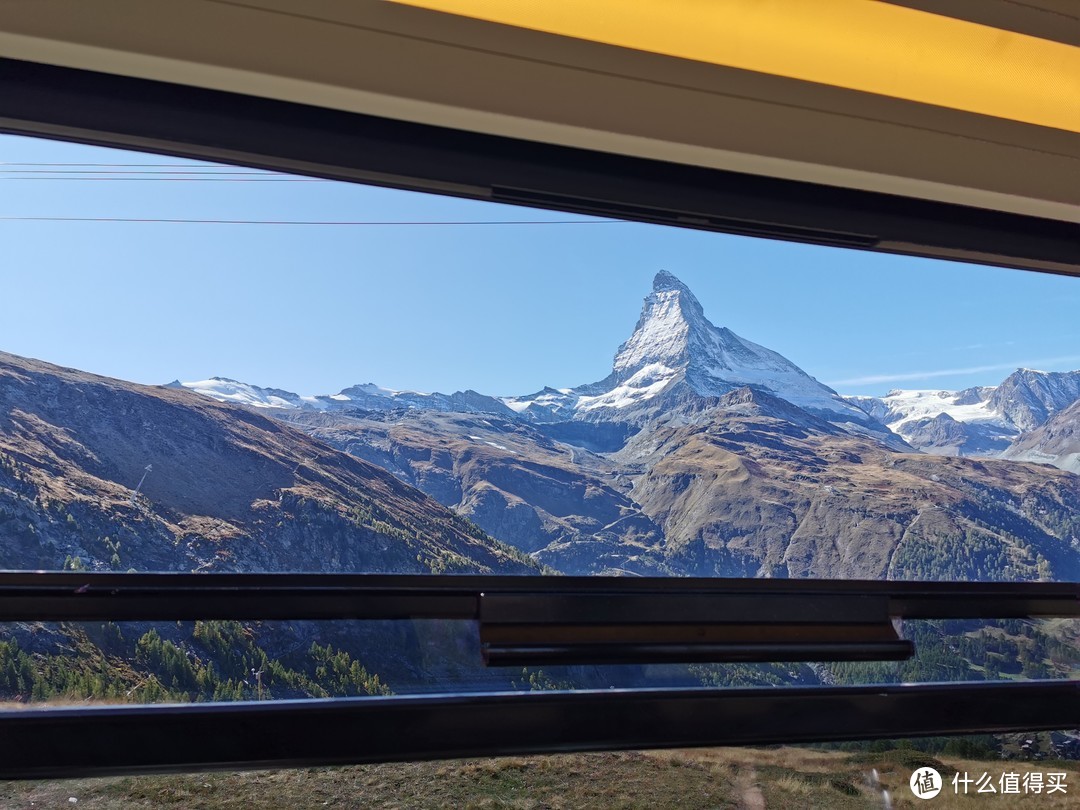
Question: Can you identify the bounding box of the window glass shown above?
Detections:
[2,135,1078,584]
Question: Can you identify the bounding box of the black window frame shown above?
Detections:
[0,55,1077,777]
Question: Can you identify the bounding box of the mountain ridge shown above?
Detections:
[0,350,536,575]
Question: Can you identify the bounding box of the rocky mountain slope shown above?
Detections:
[1003,398,1080,474]
[278,407,666,576]
[614,389,1079,581]
[0,351,536,575]
[278,384,1080,580]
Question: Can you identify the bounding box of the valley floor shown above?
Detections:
[2,747,1077,809]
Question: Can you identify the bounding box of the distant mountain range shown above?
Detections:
[177,271,1080,475]
[168,270,1079,581]
[178,269,872,425]
[170,376,519,420]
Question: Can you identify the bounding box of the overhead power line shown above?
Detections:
[0,177,322,182]
[0,170,284,174]
[0,162,237,167]
[0,216,626,226]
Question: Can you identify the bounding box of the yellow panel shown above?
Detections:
[390,0,1080,134]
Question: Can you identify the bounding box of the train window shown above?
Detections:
[0,126,1076,795]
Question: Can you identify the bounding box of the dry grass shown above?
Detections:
[653,745,856,774]
[0,752,737,810]
[770,773,818,796]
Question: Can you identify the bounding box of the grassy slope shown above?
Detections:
[3,748,1078,809]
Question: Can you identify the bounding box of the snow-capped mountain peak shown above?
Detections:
[611,270,706,378]
[596,270,863,419]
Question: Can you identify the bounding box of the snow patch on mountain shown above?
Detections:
[847,368,1080,458]
[575,363,677,413]
[501,387,578,421]
[845,388,1018,456]
[610,274,697,377]
[170,378,328,411]
[174,376,517,417]
[855,389,1009,435]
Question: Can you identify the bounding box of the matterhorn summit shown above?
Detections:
[610,269,712,380]
[505,270,872,426]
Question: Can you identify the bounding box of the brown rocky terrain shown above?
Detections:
[280,407,667,576]
[622,390,1080,581]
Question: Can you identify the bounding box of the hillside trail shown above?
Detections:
[735,768,766,810]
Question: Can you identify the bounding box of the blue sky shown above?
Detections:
[2,134,1078,399]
